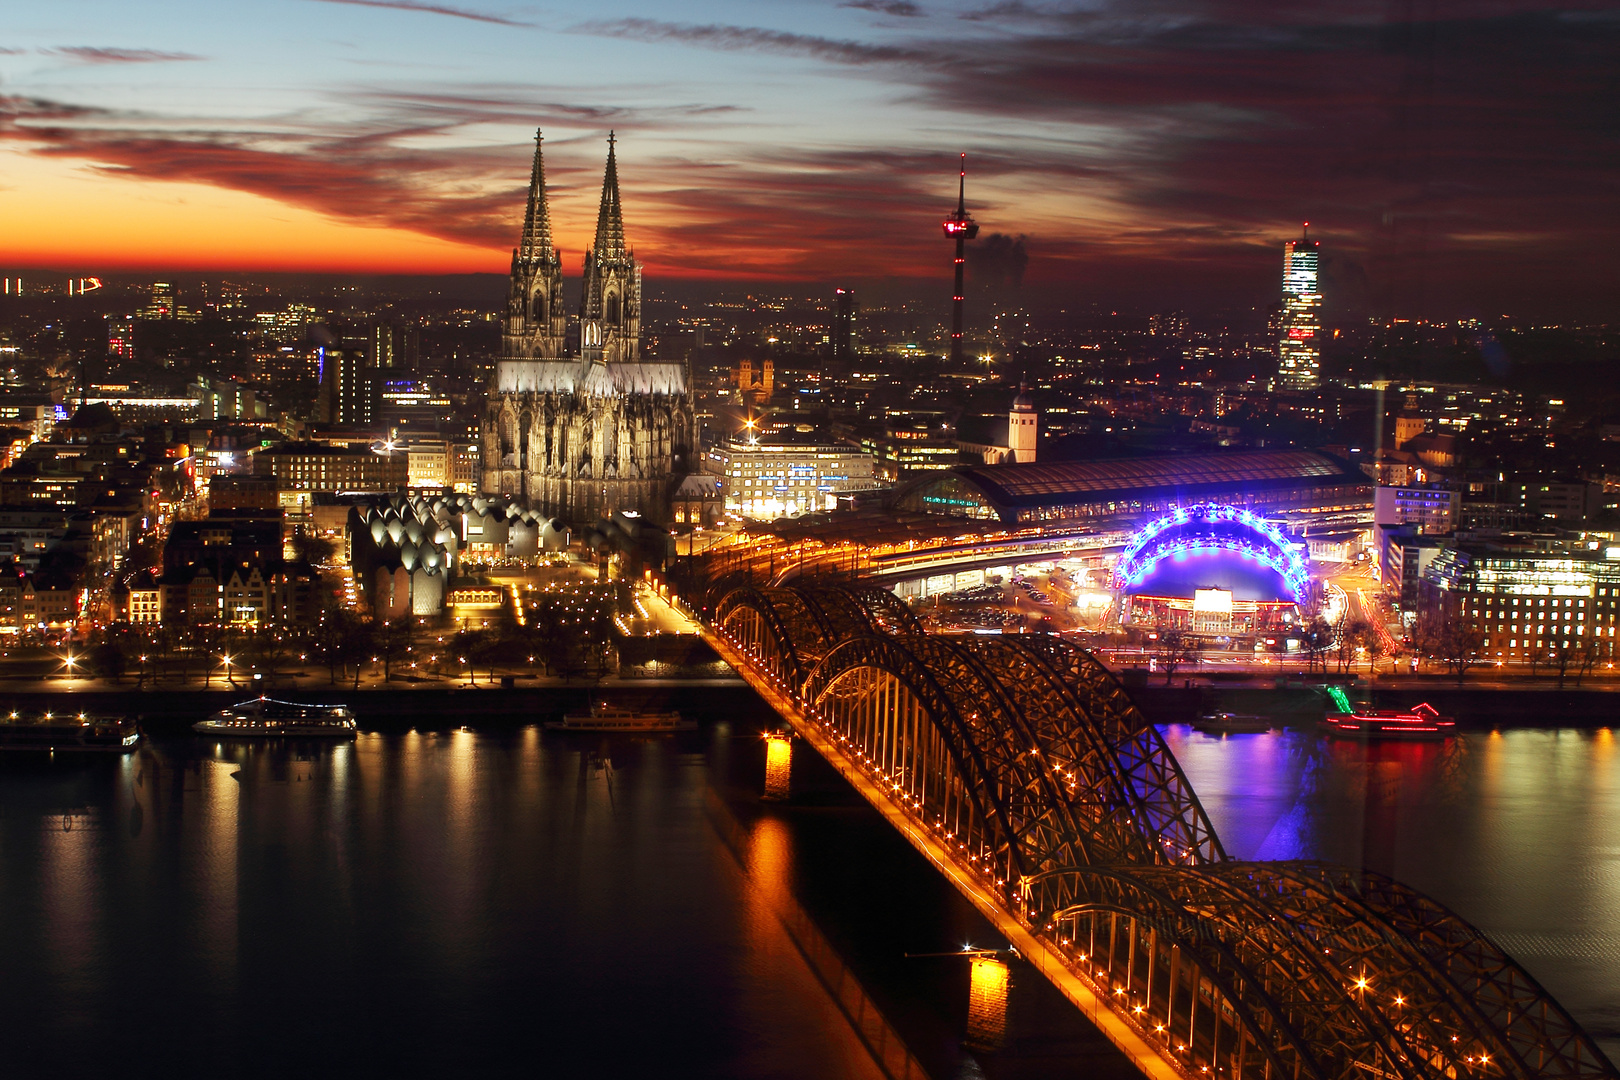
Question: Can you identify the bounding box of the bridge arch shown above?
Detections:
[706,584,1618,1080]
[803,633,1077,884]
[1115,503,1309,602]
[714,586,809,691]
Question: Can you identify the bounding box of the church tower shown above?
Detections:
[1009,380,1038,463]
[503,131,566,359]
[483,130,692,529]
[579,133,641,364]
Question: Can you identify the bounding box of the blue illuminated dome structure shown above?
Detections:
[1115,504,1310,636]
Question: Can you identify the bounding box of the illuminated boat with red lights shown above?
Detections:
[1320,702,1455,740]
[547,702,695,733]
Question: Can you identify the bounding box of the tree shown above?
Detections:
[247,630,296,689]
[1154,629,1199,685]
[1335,618,1368,674]
[374,617,413,683]
[289,533,337,565]
[88,640,127,683]
[1412,603,1486,681]
[1361,623,1387,675]
[1577,638,1604,684]
[1299,614,1334,675]
[452,628,494,685]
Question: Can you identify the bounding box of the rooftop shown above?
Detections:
[952,450,1365,509]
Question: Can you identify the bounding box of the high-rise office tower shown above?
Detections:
[1277,224,1321,391]
[832,288,858,363]
[372,322,420,372]
[317,346,377,426]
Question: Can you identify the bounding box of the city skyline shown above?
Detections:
[3,1,1617,320]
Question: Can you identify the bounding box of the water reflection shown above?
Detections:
[0,728,955,1078]
[1163,724,1620,1061]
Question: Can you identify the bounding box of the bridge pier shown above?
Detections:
[762,730,792,801]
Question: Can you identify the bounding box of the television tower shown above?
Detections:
[941,153,979,364]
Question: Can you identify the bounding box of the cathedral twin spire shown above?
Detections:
[504,129,638,363]
[592,132,629,262]
[515,129,629,270]
[518,130,558,267]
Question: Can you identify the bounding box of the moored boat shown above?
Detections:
[194,697,357,738]
[546,702,695,733]
[0,711,141,753]
[1320,702,1455,740]
[1193,712,1273,734]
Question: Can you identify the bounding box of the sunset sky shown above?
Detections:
[3,1,1616,317]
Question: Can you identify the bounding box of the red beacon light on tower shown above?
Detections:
[942,154,980,240]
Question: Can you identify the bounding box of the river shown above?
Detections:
[0,691,1612,1077]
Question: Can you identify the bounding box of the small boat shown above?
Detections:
[546,702,695,733]
[194,697,357,738]
[0,711,141,753]
[1193,712,1272,734]
[1320,702,1455,740]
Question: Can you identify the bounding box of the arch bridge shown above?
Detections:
[704,583,1615,1080]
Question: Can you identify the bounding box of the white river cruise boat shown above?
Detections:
[195,697,357,738]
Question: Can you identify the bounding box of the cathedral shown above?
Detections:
[481,132,694,526]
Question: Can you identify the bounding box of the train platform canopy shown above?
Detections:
[891,450,1371,526]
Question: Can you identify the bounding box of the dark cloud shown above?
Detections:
[47,47,205,64]
[574,18,931,65]
[901,4,1620,316]
[967,233,1028,289]
[304,0,531,27]
[0,92,751,258]
[841,0,926,17]
[957,2,1063,22]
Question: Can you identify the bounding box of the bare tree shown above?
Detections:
[1413,603,1486,681]
[1154,629,1199,685]
[1299,615,1334,675]
[1577,638,1604,684]
[1336,618,1369,674]
[1361,623,1388,675]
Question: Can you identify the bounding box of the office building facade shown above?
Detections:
[1278,228,1322,391]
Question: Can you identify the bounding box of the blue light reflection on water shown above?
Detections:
[1162,725,1620,1059]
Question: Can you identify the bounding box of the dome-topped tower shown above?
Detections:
[1009,379,1037,463]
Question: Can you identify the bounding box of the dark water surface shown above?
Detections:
[1165,724,1620,1064]
[0,693,1615,1077]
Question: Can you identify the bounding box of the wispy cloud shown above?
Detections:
[305,0,531,27]
[47,47,205,64]
[574,18,931,65]
[841,0,926,17]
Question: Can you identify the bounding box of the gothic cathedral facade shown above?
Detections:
[482,132,694,526]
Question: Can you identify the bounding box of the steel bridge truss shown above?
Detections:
[711,584,1616,1080]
